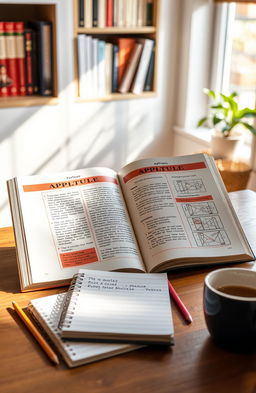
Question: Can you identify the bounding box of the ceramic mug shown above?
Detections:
[203,268,256,351]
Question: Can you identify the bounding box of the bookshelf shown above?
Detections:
[73,0,160,102]
[0,3,58,108]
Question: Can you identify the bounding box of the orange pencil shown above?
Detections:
[12,301,59,365]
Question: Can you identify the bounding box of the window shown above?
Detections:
[213,2,256,145]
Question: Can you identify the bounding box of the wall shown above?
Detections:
[0,0,179,227]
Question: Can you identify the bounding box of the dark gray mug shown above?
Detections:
[203,268,256,351]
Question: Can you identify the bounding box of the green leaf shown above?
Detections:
[230,91,238,98]
[236,108,256,119]
[210,104,225,110]
[213,115,223,125]
[197,117,208,127]
[220,93,230,103]
[240,122,256,136]
[203,88,216,100]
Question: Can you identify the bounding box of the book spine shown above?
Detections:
[79,0,85,27]
[92,0,98,27]
[86,35,93,97]
[98,0,106,28]
[118,43,143,94]
[24,30,34,95]
[105,42,112,95]
[106,0,113,27]
[0,21,8,97]
[4,21,18,96]
[92,38,98,97]
[143,45,154,91]
[118,0,125,27]
[97,39,106,97]
[31,21,53,96]
[31,29,39,94]
[14,22,26,96]
[137,0,144,27]
[146,0,153,26]
[112,44,118,92]
[77,34,85,98]
[117,38,135,85]
[131,0,138,27]
[85,0,93,28]
[131,39,154,94]
[113,0,119,26]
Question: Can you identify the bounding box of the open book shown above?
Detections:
[29,293,141,367]
[58,270,174,345]
[7,153,254,291]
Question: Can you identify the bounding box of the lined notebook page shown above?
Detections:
[30,293,141,367]
[60,270,174,343]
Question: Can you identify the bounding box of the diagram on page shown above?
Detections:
[174,179,206,194]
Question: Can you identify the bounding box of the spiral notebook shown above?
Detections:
[29,293,142,368]
[59,270,174,345]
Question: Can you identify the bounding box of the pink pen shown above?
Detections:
[168,280,193,324]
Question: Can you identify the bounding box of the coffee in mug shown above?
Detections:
[204,268,256,351]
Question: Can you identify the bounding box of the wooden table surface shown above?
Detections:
[0,190,256,393]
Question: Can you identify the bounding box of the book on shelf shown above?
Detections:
[14,22,26,96]
[4,21,18,96]
[77,35,155,97]
[24,29,34,95]
[93,0,98,27]
[111,43,119,92]
[118,42,143,93]
[29,292,142,367]
[79,0,85,27]
[131,38,154,94]
[0,21,8,97]
[98,0,107,28]
[30,21,53,96]
[106,0,114,27]
[7,153,254,292]
[0,19,53,97]
[146,0,153,26]
[117,37,136,85]
[77,0,154,28]
[105,42,113,95]
[144,44,154,91]
[58,270,174,344]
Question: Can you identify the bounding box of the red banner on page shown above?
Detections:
[23,176,118,192]
[176,195,213,203]
[60,248,98,268]
[123,162,206,183]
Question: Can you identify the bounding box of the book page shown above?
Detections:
[60,270,174,343]
[30,293,140,367]
[118,154,253,272]
[14,167,145,286]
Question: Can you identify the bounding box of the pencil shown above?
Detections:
[168,280,193,324]
[12,301,59,365]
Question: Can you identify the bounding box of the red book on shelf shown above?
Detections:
[4,21,18,96]
[117,38,136,85]
[0,21,8,97]
[14,22,26,96]
[24,29,34,95]
[106,0,113,27]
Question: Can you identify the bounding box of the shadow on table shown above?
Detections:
[0,246,20,293]
[195,335,256,393]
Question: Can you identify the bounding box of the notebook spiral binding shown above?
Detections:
[58,272,85,329]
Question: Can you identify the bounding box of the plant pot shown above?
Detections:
[210,130,243,160]
[215,159,252,192]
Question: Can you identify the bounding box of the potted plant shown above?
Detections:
[197,88,256,159]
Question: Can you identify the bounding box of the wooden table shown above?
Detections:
[1,190,256,393]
